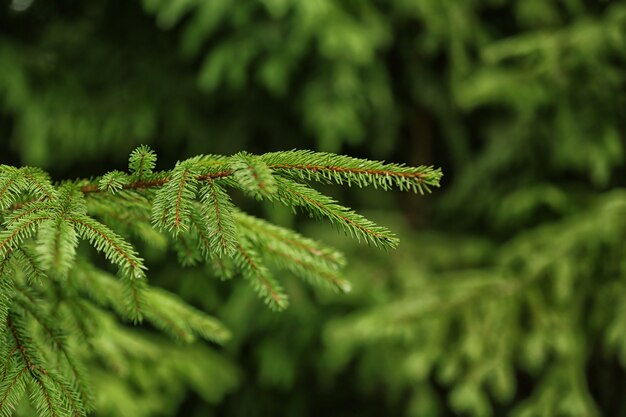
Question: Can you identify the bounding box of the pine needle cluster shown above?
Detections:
[0,146,441,416]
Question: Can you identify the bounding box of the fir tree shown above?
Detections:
[0,146,441,416]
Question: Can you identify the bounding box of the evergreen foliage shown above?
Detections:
[0,146,440,416]
[2,1,626,416]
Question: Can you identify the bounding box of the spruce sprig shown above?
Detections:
[261,150,442,193]
[0,146,442,309]
[0,145,441,416]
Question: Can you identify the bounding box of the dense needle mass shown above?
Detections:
[0,146,440,417]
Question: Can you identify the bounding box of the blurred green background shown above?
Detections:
[1,0,626,416]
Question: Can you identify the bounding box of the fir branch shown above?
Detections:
[12,286,92,411]
[0,213,51,260]
[120,278,145,323]
[186,204,236,278]
[3,201,54,228]
[85,191,166,250]
[30,377,59,417]
[8,317,35,372]
[151,159,202,234]
[269,177,399,248]
[262,150,442,193]
[186,205,213,260]
[0,344,18,382]
[198,181,238,257]
[234,240,288,311]
[19,168,56,201]
[39,370,86,417]
[229,152,277,198]
[0,167,56,213]
[36,219,78,278]
[0,279,13,336]
[0,348,17,384]
[65,214,146,321]
[233,210,345,267]
[6,317,80,417]
[172,170,193,229]
[98,171,129,194]
[79,170,230,195]
[0,363,28,417]
[233,210,350,291]
[80,177,171,194]
[10,246,47,284]
[76,149,441,200]
[0,166,24,211]
[0,145,442,417]
[67,215,146,280]
[0,147,440,317]
[128,145,157,180]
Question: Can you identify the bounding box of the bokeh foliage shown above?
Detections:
[1,0,626,416]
